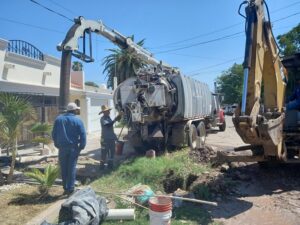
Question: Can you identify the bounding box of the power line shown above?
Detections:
[154,32,243,54]
[273,12,300,23]
[150,23,242,50]
[0,17,64,34]
[29,0,73,22]
[272,1,300,13]
[150,1,300,50]
[184,21,298,77]
[154,10,300,55]
[187,57,243,76]
[46,0,78,16]
[166,52,229,60]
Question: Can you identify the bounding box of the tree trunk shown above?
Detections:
[7,138,17,183]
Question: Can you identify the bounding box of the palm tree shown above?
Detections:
[102,37,146,89]
[72,61,83,71]
[0,93,37,183]
[25,164,59,196]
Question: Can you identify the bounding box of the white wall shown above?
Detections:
[0,39,61,87]
[0,38,114,134]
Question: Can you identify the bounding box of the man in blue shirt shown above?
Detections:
[52,102,86,194]
[99,105,122,169]
[287,78,300,110]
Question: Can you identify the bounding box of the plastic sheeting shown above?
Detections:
[41,187,108,225]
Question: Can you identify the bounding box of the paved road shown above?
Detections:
[206,115,244,149]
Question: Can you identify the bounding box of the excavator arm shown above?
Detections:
[232,0,288,160]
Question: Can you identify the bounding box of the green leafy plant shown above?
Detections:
[25,164,60,196]
[0,93,37,183]
[30,122,53,148]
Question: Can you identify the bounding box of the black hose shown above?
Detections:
[262,0,282,54]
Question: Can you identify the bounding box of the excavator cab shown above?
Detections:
[282,53,300,150]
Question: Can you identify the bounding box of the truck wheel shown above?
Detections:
[219,121,226,131]
[197,122,206,146]
[189,124,198,150]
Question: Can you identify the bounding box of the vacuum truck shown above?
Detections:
[57,17,226,151]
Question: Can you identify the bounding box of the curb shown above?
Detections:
[25,198,65,225]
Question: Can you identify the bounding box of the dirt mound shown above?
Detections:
[189,145,216,163]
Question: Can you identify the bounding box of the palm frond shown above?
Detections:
[25,168,46,185]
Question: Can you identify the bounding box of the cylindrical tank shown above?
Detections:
[113,71,212,150]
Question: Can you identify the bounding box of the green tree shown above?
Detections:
[85,81,99,88]
[72,61,83,71]
[277,23,300,57]
[0,93,36,183]
[216,63,243,104]
[102,37,146,89]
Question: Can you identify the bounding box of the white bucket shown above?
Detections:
[149,209,172,225]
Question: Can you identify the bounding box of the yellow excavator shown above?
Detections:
[217,0,300,164]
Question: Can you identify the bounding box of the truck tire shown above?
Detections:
[197,121,206,146]
[189,124,198,150]
[219,121,226,131]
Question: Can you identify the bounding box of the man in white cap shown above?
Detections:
[99,105,122,169]
[52,102,86,195]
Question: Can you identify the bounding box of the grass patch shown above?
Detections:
[91,148,215,225]
[92,148,209,192]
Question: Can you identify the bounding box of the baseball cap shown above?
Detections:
[67,102,80,111]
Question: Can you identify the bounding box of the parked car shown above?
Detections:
[224,104,238,115]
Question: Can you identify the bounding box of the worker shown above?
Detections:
[99,105,122,169]
[287,78,300,110]
[52,102,86,195]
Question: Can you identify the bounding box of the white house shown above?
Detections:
[0,38,114,135]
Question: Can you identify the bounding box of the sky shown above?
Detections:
[0,0,299,90]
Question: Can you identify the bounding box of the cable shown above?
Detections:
[272,1,300,14]
[183,23,296,76]
[46,0,78,16]
[166,52,228,60]
[150,1,300,50]
[149,23,242,50]
[29,0,73,22]
[154,31,243,54]
[273,12,300,23]
[0,17,64,34]
[154,9,300,55]
[187,57,243,76]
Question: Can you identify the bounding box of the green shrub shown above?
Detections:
[25,164,59,196]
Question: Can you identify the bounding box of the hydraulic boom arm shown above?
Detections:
[57,17,172,111]
[233,0,288,160]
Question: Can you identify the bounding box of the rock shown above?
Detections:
[229,162,239,168]
[220,164,230,172]
[238,162,247,167]
[145,150,156,158]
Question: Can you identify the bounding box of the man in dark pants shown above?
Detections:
[99,105,122,169]
[52,102,86,194]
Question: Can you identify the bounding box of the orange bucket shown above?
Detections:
[115,141,124,155]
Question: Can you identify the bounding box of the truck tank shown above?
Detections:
[113,68,212,151]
